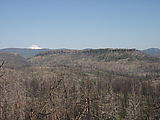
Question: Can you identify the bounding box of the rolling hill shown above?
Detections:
[0,48,49,58]
[0,52,30,68]
[1,48,160,74]
[29,48,160,76]
[142,48,160,58]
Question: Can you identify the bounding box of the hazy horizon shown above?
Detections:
[0,0,160,49]
[0,45,159,50]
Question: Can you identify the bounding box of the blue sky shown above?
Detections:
[0,0,160,49]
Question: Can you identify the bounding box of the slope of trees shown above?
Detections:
[0,65,160,120]
[0,49,160,120]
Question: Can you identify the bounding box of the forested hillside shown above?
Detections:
[0,48,160,120]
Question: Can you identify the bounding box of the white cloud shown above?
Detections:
[28,45,42,49]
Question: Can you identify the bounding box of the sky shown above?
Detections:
[0,0,160,50]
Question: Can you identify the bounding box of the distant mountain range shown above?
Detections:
[0,47,160,69]
[0,48,160,59]
[0,48,160,58]
[142,48,160,58]
[0,48,49,58]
